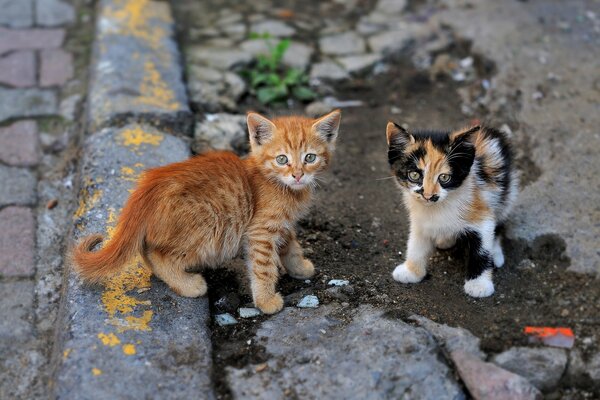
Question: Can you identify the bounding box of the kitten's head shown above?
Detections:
[247,110,341,190]
[386,122,479,205]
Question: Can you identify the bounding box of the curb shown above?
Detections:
[87,0,193,135]
[52,1,214,398]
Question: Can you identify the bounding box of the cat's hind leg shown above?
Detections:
[463,223,496,298]
[492,237,505,268]
[279,229,314,279]
[144,250,207,298]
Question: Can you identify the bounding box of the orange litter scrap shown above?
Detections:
[524,326,575,349]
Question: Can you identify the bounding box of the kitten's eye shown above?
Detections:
[276,155,288,165]
[304,153,317,163]
[408,171,421,182]
[438,173,451,184]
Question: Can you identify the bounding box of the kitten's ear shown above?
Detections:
[450,125,480,142]
[312,109,341,143]
[247,112,276,148]
[386,122,414,146]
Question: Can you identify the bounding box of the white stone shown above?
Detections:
[297,295,319,308]
[310,61,349,81]
[319,31,366,55]
[336,54,380,74]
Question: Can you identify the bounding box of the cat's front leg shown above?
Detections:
[463,221,496,297]
[393,226,433,283]
[279,228,315,279]
[247,232,284,314]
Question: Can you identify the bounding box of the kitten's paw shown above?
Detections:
[492,239,505,268]
[436,236,457,250]
[175,274,207,298]
[392,262,425,283]
[464,273,494,297]
[288,259,315,279]
[255,292,284,314]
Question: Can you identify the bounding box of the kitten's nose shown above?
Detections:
[423,193,439,202]
[292,171,304,182]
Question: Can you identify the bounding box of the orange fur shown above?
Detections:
[71,111,341,314]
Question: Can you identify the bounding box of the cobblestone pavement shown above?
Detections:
[1,0,599,398]
[0,0,85,398]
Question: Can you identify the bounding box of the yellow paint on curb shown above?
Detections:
[122,344,136,355]
[136,61,179,110]
[98,332,121,347]
[92,368,103,376]
[120,126,163,151]
[104,0,171,50]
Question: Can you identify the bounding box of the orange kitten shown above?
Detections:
[70,110,341,314]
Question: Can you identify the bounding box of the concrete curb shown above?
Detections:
[52,125,214,399]
[51,1,214,397]
[87,0,193,135]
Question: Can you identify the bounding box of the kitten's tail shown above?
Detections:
[70,199,147,283]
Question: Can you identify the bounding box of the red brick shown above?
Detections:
[0,121,39,166]
[40,48,73,87]
[0,27,64,56]
[0,206,35,277]
[0,51,35,88]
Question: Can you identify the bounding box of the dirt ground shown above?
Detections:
[202,62,600,398]
[171,0,600,397]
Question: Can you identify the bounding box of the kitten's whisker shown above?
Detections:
[375,176,396,181]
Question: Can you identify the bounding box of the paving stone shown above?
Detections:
[310,61,349,81]
[319,31,366,55]
[410,314,486,359]
[0,121,39,166]
[0,281,34,345]
[36,0,76,27]
[374,0,408,14]
[0,0,34,28]
[492,347,567,392]
[40,48,73,87]
[451,351,542,400]
[188,46,252,70]
[368,24,425,55]
[0,51,36,87]
[566,349,600,390]
[88,0,192,133]
[0,280,42,400]
[0,207,36,278]
[336,54,380,74]
[0,88,58,122]
[227,305,464,399]
[250,19,295,37]
[0,166,37,206]
[54,124,215,400]
[0,27,64,55]
[193,113,247,152]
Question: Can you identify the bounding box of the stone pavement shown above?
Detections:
[0,0,77,398]
[1,0,598,398]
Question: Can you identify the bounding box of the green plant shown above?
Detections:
[243,33,316,105]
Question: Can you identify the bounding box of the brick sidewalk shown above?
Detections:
[0,0,75,398]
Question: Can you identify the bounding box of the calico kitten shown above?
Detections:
[71,110,341,314]
[386,122,518,297]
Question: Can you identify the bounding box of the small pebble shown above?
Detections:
[255,363,268,372]
[297,295,319,308]
[46,199,58,209]
[215,313,238,326]
[327,279,350,287]
[238,307,261,319]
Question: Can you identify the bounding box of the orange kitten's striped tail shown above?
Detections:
[70,193,148,283]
